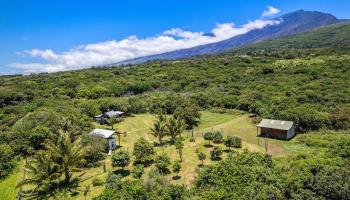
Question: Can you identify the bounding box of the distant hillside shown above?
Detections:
[114,10,345,65]
[233,22,350,55]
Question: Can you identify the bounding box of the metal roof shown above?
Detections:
[104,110,124,118]
[257,119,294,130]
[90,128,115,139]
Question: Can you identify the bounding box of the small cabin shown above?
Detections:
[94,110,124,124]
[104,110,124,118]
[257,119,295,140]
[90,128,116,150]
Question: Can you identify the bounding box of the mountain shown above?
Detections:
[113,10,345,65]
[233,22,350,55]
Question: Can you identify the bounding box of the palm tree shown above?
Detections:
[46,131,88,188]
[166,117,178,142]
[17,151,59,198]
[175,117,186,138]
[150,115,167,145]
[166,117,186,142]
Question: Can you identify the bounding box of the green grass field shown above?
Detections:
[1,110,291,200]
[0,161,23,200]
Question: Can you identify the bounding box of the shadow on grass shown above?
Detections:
[204,144,214,148]
[197,163,205,168]
[172,175,181,180]
[223,149,233,153]
[158,168,171,175]
[133,160,154,167]
[210,157,222,161]
[113,169,130,178]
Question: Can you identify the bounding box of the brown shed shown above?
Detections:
[257,119,295,140]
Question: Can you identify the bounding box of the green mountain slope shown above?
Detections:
[233,22,350,55]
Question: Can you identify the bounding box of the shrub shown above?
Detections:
[92,178,104,186]
[154,153,171,173]
[111,149,130,169]
[105,172,122,189]
[0,144,16,179]
[212,131,223,143]
[197,151,206,165]
[232,136,242,148]
[210,146,223,161]
[172,160,181,176]
[189,137,195,142]
[133,138,155,164]
[81,134,107,166]
[132,164,144,179]
[203,132,214,145]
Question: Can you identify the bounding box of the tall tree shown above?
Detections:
[46,131,88,187]
[166,117,185,142]
[150,115,168,145]
[17,152,59,198]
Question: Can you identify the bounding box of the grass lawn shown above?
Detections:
[72,110,290,199]
[5,110,292,200]
[0,160,23,200]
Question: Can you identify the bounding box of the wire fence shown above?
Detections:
[183,128,270,153]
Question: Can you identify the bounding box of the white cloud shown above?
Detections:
[262,6,280,17]
[8,13,281,73]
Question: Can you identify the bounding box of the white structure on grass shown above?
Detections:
[90,128,116,150]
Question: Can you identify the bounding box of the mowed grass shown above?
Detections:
[0,161,23,200]
[4,110,290,200]
[74,110,289,199]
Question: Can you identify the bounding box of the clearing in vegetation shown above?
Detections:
[64,110,288,199]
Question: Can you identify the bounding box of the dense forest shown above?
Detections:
[0,22,350,199]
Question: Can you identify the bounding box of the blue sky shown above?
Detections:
[1,0,350,74]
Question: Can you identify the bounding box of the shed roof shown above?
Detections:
[257,119,294,130]
[104,110,124,118]
[90,128,115,139]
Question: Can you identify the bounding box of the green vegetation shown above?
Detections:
[0,22,350,199]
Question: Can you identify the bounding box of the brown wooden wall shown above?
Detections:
[260,128,288,139]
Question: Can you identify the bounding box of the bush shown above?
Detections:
[232,135,242,148]
[210,146,223,161]
[92,178,104,186]
[132,164,144,179]
[81,134,107,166]
[154,153,171,173]
[29,126,50,150]
[212,131,223,143]
[133,138,155,164]
[111,149,130,169]
[105,172,122,189]
[203,132,214,145]
[0,144,16,179]
[196,151,285,199]
[189,137,195,142]
[172,160,181,175]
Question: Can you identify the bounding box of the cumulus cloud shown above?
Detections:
[8,12,281,73]
[262,6,280,17]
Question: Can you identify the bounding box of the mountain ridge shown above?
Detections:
[112,10,346,66]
